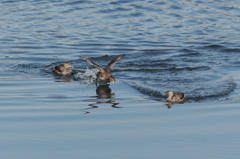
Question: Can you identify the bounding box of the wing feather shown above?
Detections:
[80,57,105,73]
[105,54,125,73]
[54,65,64,72]
[173,93,184,100]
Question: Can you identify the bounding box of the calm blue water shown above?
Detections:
[1,0,240,159]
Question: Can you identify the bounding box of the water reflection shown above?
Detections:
[53,71,77,82]
[94,84,120,108]
[96,84,114,99]
[84,84,121,114]
[54,77,73,82]
[165,101,185,109]
[88,100,120,108]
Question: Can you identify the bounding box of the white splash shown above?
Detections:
[73,67,98,85]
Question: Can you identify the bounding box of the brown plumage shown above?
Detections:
[163,90,185,102]
[53,62,73,75]
[80,54,125,83]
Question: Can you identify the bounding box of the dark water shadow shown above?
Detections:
[83,84,121,114]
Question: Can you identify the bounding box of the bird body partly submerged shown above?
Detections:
[53,62,73,75]
[164,90,185,102]
[80,54,125,84]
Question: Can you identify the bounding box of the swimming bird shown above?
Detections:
[163,90,185,102]
[53,62,73,75]
[79,54,125,84]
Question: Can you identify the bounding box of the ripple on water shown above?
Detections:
[1,1,240,158]
[10,49,238,103]
[3,0,240,104]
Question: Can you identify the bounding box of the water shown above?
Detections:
[1,0,240,158]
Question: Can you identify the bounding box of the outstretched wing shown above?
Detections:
[80,57,105,73]
[105,54,125,73]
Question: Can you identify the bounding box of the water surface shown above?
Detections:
[1,0,240,159]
